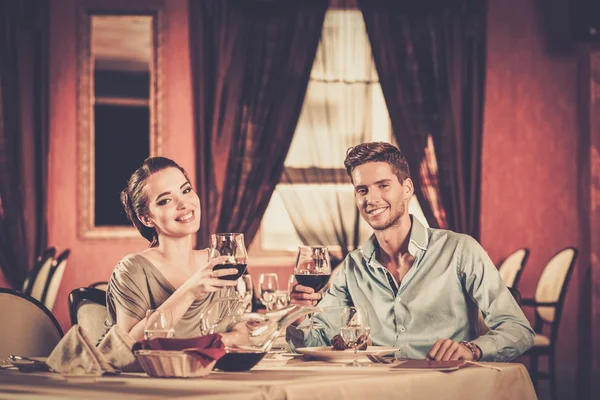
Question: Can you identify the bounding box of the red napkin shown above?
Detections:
[133,334,226,367]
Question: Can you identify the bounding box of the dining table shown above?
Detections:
[0,356,538,400]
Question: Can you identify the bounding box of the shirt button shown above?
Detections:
[396,297,401,302]
[400,327,406,332]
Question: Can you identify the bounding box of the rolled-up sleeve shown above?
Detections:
[458,236,535,361]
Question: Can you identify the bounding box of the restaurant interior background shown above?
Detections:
[0,0,599,399]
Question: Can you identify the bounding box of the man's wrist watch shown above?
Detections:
[460,341,482,361]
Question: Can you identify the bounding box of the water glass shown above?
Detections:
[258,273,279,311]
[144,309,175,340]
[340,306,370,367]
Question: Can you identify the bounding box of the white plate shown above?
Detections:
[295,346,398,363]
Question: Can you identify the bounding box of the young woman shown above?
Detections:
[105,157,241,342]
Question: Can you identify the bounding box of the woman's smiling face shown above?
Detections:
[141,167,201,239]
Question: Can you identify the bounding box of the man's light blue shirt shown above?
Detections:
[287,216,535,362]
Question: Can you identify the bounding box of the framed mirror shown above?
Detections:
[77,0,163,239]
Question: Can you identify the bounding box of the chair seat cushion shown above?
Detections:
[533,333,550,347]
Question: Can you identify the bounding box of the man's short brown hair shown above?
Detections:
[344,142,411,183]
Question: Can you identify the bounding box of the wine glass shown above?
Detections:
[258,273,279,311]
[209,233,248,299]
[144,309,175,340]
[237,274,254,313]
[209,233,248,280]
[340,306,370,367]
[272,290,290,310]
[294,246,331,329]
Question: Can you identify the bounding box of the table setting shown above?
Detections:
[0,238,538,400]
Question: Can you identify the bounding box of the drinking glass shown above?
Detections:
[287,274,295,304]
[294,246,331,329]
[272,290,290,310]
[144,309,175,340]
[340,306,370,367]
[209,233,248,281]
[237,274,254,313]
[258,273,279,311]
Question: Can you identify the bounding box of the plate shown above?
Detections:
[295,346,398,363]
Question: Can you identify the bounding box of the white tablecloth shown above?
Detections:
[0,358,537,400]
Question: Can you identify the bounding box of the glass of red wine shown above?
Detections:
[294,245,331,330]
[209,233,248,300]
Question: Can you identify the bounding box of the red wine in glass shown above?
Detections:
[295,274,330,292]
[213,263,247,281]
[210,233,248,282]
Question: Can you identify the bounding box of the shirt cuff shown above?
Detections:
[471,336,500,362]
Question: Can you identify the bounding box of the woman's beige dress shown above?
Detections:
[105,254,230,338]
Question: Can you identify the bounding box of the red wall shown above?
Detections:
[47,0,197,331]
[481,0,581,398]
[41,0,586,397]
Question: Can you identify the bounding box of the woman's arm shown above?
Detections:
[116,256,238,341]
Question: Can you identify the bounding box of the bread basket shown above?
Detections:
[134,350,217,378]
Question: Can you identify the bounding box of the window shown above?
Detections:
[251,10,429,257]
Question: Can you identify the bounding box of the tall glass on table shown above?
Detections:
[294,245,331,329]
[209,233,248,313]
[258,273,279,311]
[340,306,370,367]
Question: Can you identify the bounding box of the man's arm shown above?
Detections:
[286,262,351,350]
[458,235,535,362]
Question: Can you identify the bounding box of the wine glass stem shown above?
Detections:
[353,345,358,365]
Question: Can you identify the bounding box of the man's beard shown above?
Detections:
[369,201,406,231]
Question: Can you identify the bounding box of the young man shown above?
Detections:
[287,142,534,362]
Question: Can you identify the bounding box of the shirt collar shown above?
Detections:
[360,214,429,263]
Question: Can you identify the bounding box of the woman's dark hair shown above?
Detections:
[120,157,190,247]
[344,142,411,183]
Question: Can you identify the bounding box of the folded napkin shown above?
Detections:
[132,334,225,367]
[46,325,117,376]
[97,324,140,372]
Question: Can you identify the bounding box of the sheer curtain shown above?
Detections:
[277,9,390,262]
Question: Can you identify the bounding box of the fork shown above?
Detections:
[366,353,394,364]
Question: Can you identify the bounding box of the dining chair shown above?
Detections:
[22,247,56,295]
[497,248,529,289]
[68,287,107,345]
[521,247,578,400]
[89,281,108,291]
[0,288,63,360]
[40,249,71,311]
[27,247,58,301]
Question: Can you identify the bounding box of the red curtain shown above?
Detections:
[359,0,487,238]
[0,0,49,288]
[189,0,328,247]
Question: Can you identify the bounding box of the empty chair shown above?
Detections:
[0,289,63,360]
[41,249,71,311]
[521,247,578,400]
[497,248,529,289]
[22,247,56,295]
[89,281,108,291]
[68,287,107,345]
[27,247,57,300]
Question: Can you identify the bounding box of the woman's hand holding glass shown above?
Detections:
[182,255,239,300]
